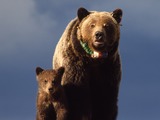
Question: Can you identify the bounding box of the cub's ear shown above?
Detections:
[36,67,44,75]
[55,67,65,83]
[77,7,90,21]
[112,8,123,24]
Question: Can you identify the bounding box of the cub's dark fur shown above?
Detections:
[36,67,68,120]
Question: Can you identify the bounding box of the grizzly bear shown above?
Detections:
[53,7,122,120]
[35,67,68,120]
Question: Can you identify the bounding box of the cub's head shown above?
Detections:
[36,67,65,95]
[77,7,122,58]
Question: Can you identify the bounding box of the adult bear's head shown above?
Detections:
[77,7,122,58]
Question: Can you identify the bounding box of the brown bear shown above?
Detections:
[35,67,68,120]
[53,7,122,120]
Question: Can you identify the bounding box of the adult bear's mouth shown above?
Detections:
[92,39,107,52]
[91,40,108,58]
[93,41,105,48]
[93,31,106,48]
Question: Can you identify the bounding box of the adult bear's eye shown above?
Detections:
[90,23,95,28]
[104,24,114,32]
[52,80,56,85]
[103,23,110,29]
[103,23,107,27]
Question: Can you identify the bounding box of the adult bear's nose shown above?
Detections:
[95,31,104,40]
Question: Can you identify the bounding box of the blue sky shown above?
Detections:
[0,0,160,119]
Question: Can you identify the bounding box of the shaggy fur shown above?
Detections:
[53,7,122,120]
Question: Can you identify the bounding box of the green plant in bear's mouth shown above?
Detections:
[80,40,93,55]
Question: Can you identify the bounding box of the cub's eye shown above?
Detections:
[44,80,48,84]
[52,80,58,85]
[90,24,95,28]
[52,80,56,84]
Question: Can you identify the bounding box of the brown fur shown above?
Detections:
[53,7,122,120]
[36,67,68,120]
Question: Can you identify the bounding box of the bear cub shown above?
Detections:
[36,67,68,120]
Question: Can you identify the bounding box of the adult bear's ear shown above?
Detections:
[112,8,123,24]
[77,7,90,21]
[36,67,44,75]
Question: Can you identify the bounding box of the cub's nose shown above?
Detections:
[48,88,53,92]
[95,31,104,40]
